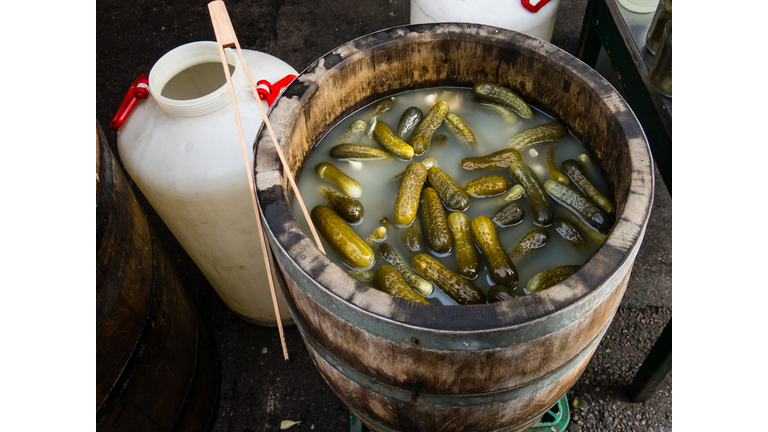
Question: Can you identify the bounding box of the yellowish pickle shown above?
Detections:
[410,100,449,156]
[500,184,525,202]
[310,205,374,269]
[465,175,508,198]
[509,227,550,259]
[445,112,477,146]
[447,212,480,280]
[315,162,362,198]
[544,179,612,232]
[366,226,387,244]
[473,82,533,119]
[338,120,367,142]
[393,157,436,182]
[321,187,363,224]
[421,187,453,254]
[470,215,518,287]
[330,144,390,161]
[461,148,523,171]
[478,100,518,123]
[375,265,430,305]
[379,242,433,296]
[401,217,424,254]
[427,167,470,212]
[394,162,428,227]
[547,144,569,185]
[508,123,566,150]
[373,121,415,160]
[508,161,554,227]
[412,253,486,305]
[562,159,614,213]
[527,265,580,293]
[347,270,374,284]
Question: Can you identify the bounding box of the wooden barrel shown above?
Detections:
[254,24,654,432]
[96,122,220,432]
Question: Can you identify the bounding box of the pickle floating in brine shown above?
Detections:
[544,179,612,232]
[509,227,550,259]
[421,187,452,255]
[488,285,520,303]
[478,100,518,123]
[410,100,449,156]
[368,99,395,119]
[401,216,424,254]
[562,159,614,213]
[508,123,567,150]
[338,120,367,142]
[499,184,525,202]
[315,162,362,198]
[393,157,436,182]
[373,121,415,160]
[330,144,390,161]
[491,201,525,227]
[412,253,486,305]
[396,107,423,138]
[554,217,587,249]
[347,270,374,284]
[473,82,533,119]
[508,161,554,227]
[445,112,477,146]
[461,148,523,171]
[527,265,580,293]
[366,226,387,244]
[547,144,569,185]
[427,167,470,212]
[465,175,508,198]
[561,210,607,245]
[379,242,433,297]
[321,187,363,224]
[447,212,480,280]
[310,205,374,269]
[375,265,430,305]
[470,215,518,287]
[394,162,428,227]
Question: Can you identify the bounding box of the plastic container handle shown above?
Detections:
[109,74,149,130]
[256,74,297,107]
[521,0,552,12]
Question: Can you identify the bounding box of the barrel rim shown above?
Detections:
[254,22,654,334]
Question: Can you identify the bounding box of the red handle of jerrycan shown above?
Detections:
[521,0,552,12]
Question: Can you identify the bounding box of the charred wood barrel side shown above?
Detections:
[96,122,220,432]
[255,24,653,432]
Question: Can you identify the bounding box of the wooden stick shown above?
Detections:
[208,0,290,360]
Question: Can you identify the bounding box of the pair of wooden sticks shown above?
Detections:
[208,0,324,360]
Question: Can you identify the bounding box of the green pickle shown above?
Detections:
[375,265,430,305]
[500,184,525,202]
[473,82,533,119]
[509,227,550,259]
[447,212,480,280]
[321,187,363,224]
[478,100,518,123]
[544,179,612,232]
[461,148,523,171]
[401,217,424,254]
[445,112,477,146]
[547,144,569,185]
[508,161,554,227]
[366,226,387,244]
[562,159,614,213]
[562,210,607,244]
[369,99,395,119]
[315,162,362,198]
[373,121,415,160]
[470,215,518,287]
[396,107,423,138]
[508,123,567,150]
[379,243,433,296]
[488,285,520,303]
[394,162,428,226]
[465,175,508,198]
[412,253,486,305]
[310,205,374,269]
[338,120,367,142]
[410,100,449,155]
[421,187,453,254]
[393,157,436,182]
[527,265,580,293]
[578,154,601,182]
[491,202,525,227]
[427,167,470,212]
[554,217,587,248]
[330,144,390,161]
[347,270,374,284]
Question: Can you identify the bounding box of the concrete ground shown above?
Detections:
[96,1,672,430]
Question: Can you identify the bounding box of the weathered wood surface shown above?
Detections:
[96,123,220,432]
[255,23,654,431]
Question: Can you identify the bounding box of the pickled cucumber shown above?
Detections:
[366,226,387,244]
[478,100,518,123]
[554,217,587,248]
[375,265,430,304]
[500,184,525,202]
[410,100,449,156]
[527,265,580,293]
[338,120,367,142]
[447,212,479,280]
[393,157,436,182]
[369,99,395,119]
[491,202,525,227]
[315,162,362,198]
[394,162,428,226]
[562,159,614,213]
[460,148,523,171]
[470,215,518,287]
[421,187,453,254]
[562,210,607,244]
[547,144,569,185]
[373,121,415,160]
[379,242,433,297]
[427,167,470,212]
[508,123,567,150]
[509,227,550,259]
[578,154,600,181]
[401,217,424,254]
[544,179,612,232]
[465,175,508,198]
[396,106,423,138]
[330,144,390,161]
[508,161,554,227]
[488,285,520,303]
[347,270,374,284]
[321,187,363,224]
[310,205,374,269]
[445,112,477,146]
[473,82,533,119]
[412,253,485,305]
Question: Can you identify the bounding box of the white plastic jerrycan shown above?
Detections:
[117,41,298,326]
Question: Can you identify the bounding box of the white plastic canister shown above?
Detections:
[410,0,561,42]
[117,41,298,326]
